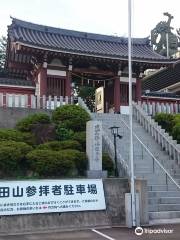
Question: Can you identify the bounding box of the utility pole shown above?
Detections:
[128,0,136,227]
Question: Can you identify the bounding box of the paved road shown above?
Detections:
[0,225,179,240]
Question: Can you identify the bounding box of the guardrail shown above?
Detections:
[102,129,130,177]
[133,102,180,164]
[140,99,180,116]
[0,94,75,110]
[119,115,180,191]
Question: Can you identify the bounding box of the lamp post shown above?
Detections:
[109,126,122,177]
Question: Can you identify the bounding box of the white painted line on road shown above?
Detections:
[92,229,116,240]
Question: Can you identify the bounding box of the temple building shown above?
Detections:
[1,18,174,112]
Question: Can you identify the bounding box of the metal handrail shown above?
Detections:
[119,116,180,191]
[133,102,180,153]
[102,129,130,177]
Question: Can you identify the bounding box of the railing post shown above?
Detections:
[48,95,52,109]
[54,96,57,109]
[0,93,3,107]
[60,96,63,106]
[37,95,40,109]
[42,95,46,109]
[12,94,15,108]
[65,96,69,104]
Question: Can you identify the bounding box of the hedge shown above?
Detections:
[59,149,87,175]
[72,131,86,150]
[56,126,74,141]
[52,105,90,131]
[26,150,75,177]
[37,140,82,151]
[154,113,175,134]
[16,113,51,132]
[0,141,33,177]
[172,123,180,143]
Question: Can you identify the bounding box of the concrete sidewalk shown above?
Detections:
[0,225,180,240]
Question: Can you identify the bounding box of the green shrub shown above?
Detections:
[30,123,56,144]
[0,129,36,146]
[16,113,51,132]
[59,149,87,176]
[56,126,74,141]
[172,123,180,143]
[72,131,86,151]
[102,153,114,176]
[0,129,24,141]
[26,150,75,177]
[37,140,82,151]
[173,114,180,125]
[52,105,90,131]
[0,141,33,177]
[154,113,175,134]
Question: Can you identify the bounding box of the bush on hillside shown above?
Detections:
[154,113,175,134]
[72,131,86,150]
[0,141,33,177]
[0,129,36,146]
[26,150,75,177]
[59,149,87,176]
[37,140,82,151]
[56,126,74,141]
[172,123,180,143]
[102,153,114,176]
[52,105,90,131]
[173,114,180,125]
[16,113,51,132]
[30,123,56,144]
[0,129,24,141]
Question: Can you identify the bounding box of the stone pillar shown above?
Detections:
[86,120,107,178]
[135,179,149,225]
[66,63,72,97]
[114,76,120,113]
[38,62,47,96]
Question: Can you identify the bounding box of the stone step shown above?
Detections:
[149,203,180,212]
[148,185,178,191]
[149,211,180,220]
[148,191,180,198]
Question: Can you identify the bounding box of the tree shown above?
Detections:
[77,86,96,112]
[0,36,7,72]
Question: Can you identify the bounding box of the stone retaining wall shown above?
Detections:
[0,178,129,234]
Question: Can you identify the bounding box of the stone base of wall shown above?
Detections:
[0,108,52,129]
[0,178,129,234]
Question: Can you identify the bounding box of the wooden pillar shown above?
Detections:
[39,62,47,96]
[114,76,121,113]
[66,63,72,97]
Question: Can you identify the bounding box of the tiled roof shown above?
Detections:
[143,62,180,91]
[0,78,35,87]
[8,18,169,62]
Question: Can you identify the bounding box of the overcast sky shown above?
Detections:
[0,0,180,38]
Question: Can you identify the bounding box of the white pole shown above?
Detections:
[166,33,169,58]
[128,0,136,227]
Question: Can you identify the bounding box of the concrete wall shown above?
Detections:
[0,178,129,235]
[0,107,52,129]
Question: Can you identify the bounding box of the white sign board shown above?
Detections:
[95,87,104,113]
[0,179,106,216]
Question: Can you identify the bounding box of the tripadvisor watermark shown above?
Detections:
[135,226,174,236]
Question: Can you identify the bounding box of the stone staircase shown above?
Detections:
[92,112,180,225]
